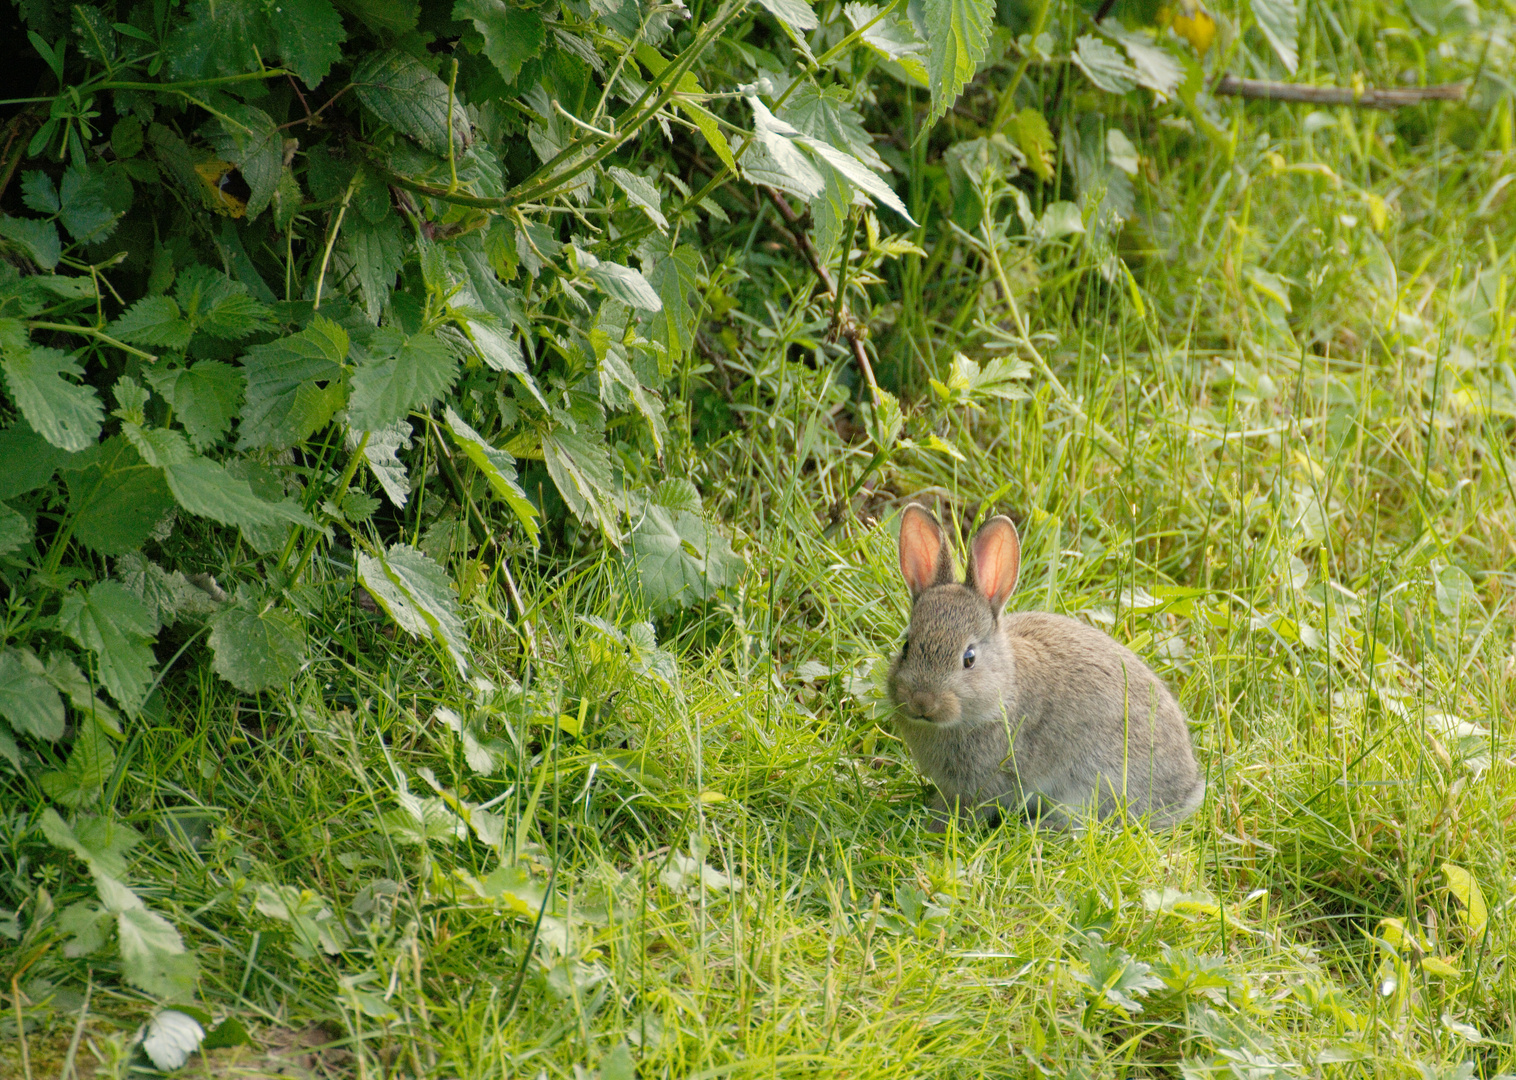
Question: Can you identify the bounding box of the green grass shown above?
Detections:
[9,45,1516,1080]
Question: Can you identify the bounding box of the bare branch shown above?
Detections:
[1214,75,1467,110]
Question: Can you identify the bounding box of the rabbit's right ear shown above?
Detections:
[898,504,955,597]
[968,515,1020,613]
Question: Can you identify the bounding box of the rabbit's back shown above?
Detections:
[1001,611,1203,825]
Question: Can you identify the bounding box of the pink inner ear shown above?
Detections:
[899,509,944,594]
[972,520,1020,608]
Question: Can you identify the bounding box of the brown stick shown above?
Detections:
[1214,74,1467,110]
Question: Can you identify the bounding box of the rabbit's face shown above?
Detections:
[890,585,1008,727]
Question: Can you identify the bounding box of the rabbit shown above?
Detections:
[888,504,1204,833]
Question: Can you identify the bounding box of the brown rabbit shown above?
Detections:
[889,504,1204,832]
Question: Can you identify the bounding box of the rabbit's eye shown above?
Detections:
[962,645,976,669]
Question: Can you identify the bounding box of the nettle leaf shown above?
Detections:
[577,249,662,312]
[922,0,993,126]
[443,407,538,543]
[799,136,915,224]
[845,2,928,81]
[754,0,818,32]
[238,316,349,450]
[627,504,745,609]
[1100,21,1183,97]
[0,420,73,500]
[0,648,65,741]
[175,265,276,340]
[111,887,199,998]
[111,296,193,349]
[165,0,272,80]
[352,50,470,157]
[780,84,888,172]
[21,170,60,214]
[1,345,105,452]
[645,243,703,372]
[743,97,825,199]
[348,215,407,323]
[267,0,346,87]
[454,0,546,83]
[208,597,308,693]
[542,428,621,542]
[59,582,158,713]
[356,545,470,674]
[0,215,61,269]
[144,360,246,450]
[1074,35,1139,94]
[1012,107,1056,182]
[40,716,117,806]
[210,104,283,217]
[0,501,33,557]
[349,330,460,430]
[1249,0,1299,73]
[356,422,413,508]
[166,455,317,532]
[58,165,125,243]
[607,167,667,232]
[142,1011,206,1072]
[62,437,176,555]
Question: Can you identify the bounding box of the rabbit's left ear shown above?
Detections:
[898,504,955,597]
[968,516,1020,613]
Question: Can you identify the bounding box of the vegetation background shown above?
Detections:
[0,0,1512,1074]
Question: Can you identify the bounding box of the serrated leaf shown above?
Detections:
[110,296,192,349]
[443,407,538,543]
[0,648,65,740]
[237,316,349,450]
[62,437,176,555]
[798,136,916,224]
[208,598,307,692]
[607,167,667,231]
[210,104,282,218]
[21,171,60,214]
[117,902,199,998]
[59,582,158,713]
[352,49,470,157]
[542,428,621,542]
[754,0,818,31]
[454,0,545,82]
[142,1011,205,1071]
[1250,0,1298,73]
[1,345,104,451]
[1101,21,1183,97]
[922,0,993,126]
[357,422,412,507]
[356,545,470,674]
[144,360,246,450]
[0,215,61,270]
[164,0,271,81]
[644,243,702,371]
[175,264,276,340]
[1441,863,1488,936]
[58,166,124,243]
[39,719,118,805]
[268,0,346,87]
[349,331,460,430]
[1074,35,1138,93]
[580,252,663,312]
[0,500,32,557]
[164,456,316,532]
[0,421,69,499]
[743,97,825,199]
[846,1,928,72]
[1013,107,1056,181]
[779,84,888,171]
[627,504,745,609]
[348,215,407,322]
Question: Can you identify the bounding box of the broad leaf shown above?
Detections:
[39,717,117,806]
[349,331,460,430]
[267,0,346,87]
[348,216,408,322]
[356,422,413,507]
[542,428,621,542]
[780,84,888,172]
[1101,21,1183,96]
[238,316,349,450]
[754,0,818,31]
[1250,0,1299,73]
[627,504,745,609]
[0,421,72,499]
[0,501,32,557]
[0,648,65,741]
[209,105,283,217]
[142,1012,206,1072]
[164,0,271,81]
[208,597,308,692]
[1,345,105,452]
[443,407,538,542]
[144,360,246,449]
[1074,35,1138,94]
[578,250,663,312]
[57,165,125,243]
[353,50,470,157]
[454,0,546,82]
[644,243,703,372]
[116,899,199,998]
[163,455,316,531]
[58,582,158,713]
[174,265,276,340]
[922,0,993,126]
[356,545,470,674]
[743,98,825,199]
[0,215,61,269]
[62,438,176,556]
[607,167,668,232]
[845,2,928,82]
[109,296,192,348]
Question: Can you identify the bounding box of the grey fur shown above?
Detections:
[889,506,1204,833]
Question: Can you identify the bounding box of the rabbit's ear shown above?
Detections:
[899,504,955,597]
[968,516,1020,612]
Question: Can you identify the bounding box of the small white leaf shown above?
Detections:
[142,1010,206,1070]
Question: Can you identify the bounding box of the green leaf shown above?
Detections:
[267,0,346,87]
[110,296,193,349]
[922,0,993,127]
[443,407,538,543]
[111,117,144,159]
[352,50,470,157]
[349,331,460,430]
[21,170,60,214]
[627,504,745,609]
[1101,23,1183,97]
[454,0,545,82]
[644,243,703,372]
[164,455,317,532]
[542,428,621,542]
[38,807,141,878]
[607,167,668,232]
[237,316,349,450]
[743,97,825,199]
[2,345,104,452]
[210,105,283,218]
[116,899,200,998]
[780,84,888,172]
[142,1011,205,1072]
[1441,862,1489,936]
[0,422,69,499]
[0,648,65,741]
[845,2,928,81]
[58,165,125,243]
[39,718,117,806]
[144,360,246,450]
[356,545,470,674]
[58,581,158,713]
[357,422,413,507]
[62,437,176,555]
[578,250,663,312]
[1249,0,1299,74]
[164,0,270,80]
[1012,107,1056,182]
[754,0,818,31]
[0,501,32,557]
[1073,35,1138,94]
[174,265,276,340]
[0,215,61,269]
[798,135,915,225]
[208,597,307,693]
[348,216,408,322]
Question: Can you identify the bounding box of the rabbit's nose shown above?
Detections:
[910,691,940,717]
